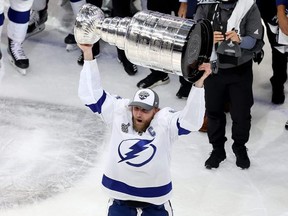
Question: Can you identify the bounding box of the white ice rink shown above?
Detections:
[0,1,288,216]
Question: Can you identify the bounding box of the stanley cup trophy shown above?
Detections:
[74,4,213,83]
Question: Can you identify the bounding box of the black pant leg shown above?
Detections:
[271,47,288,87]
[147,0,180,79]
[86,0,102,8]
[228,61,254,147]
[112,0,131,17]
[204,74,228,149]
[150,69,168,79]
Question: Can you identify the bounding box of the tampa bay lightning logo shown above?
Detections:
[118,138,157,167]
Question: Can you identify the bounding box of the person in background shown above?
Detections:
[111,0,138,75]
[136,0,180,88]
[195,0,264,169]
[63,0,86,52]
[257,0,288,104]
[26,0,102,66]
[77,42,211,216]
[177,0,208,133]
[0,0,34,75]
[28,0,87,52]
[76,0,102,65]
[177,0,198,99]
[26,0,49,38]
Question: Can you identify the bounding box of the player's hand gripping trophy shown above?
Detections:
[74,3,213,83]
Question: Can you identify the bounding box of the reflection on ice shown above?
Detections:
[0,97,105,209]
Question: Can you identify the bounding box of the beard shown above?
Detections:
[132,117,150,133]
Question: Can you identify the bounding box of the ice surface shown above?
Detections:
[0,97,105,209]
[0,1,288,216]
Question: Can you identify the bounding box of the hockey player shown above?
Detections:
[257,0,288,104]
[0,0,34,75]
[76,0,102,65]
[64,0,86,52]
[26,0,49,38]
[195,0,263,169]
[28,0,87,51]
[77,43,211,215]
[26,0,102,65]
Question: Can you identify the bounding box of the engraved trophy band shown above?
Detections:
[74,3,213,83]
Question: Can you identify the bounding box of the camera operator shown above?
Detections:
[195,0,264,169]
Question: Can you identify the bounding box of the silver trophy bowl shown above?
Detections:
[74,3,213,83]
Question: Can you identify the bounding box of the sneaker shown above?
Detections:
[7,38,29,69]
[26,9,48,38]
[137,73,170,89]
[64,33,76,44]
[285,120,288,130]
[117,58,137,75]
[232,146,250,169]
[77,53,84,66]
[205,149,226,169]
[65,33,78,52]
[77,42,100,66]
[117,49,137,75]
[176,84,192,99]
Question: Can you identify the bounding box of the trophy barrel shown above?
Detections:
[121,11,213,82]
[124,11,196,76]
[74,4,213,83]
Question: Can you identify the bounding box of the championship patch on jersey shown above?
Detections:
[118,138,156,167]
[121,123,130,133]
[169,109,176,113]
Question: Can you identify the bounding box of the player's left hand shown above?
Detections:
[194,63,212,88]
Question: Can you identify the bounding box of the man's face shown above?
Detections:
[131,106,158,133]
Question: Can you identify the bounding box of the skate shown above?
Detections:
[26,9,48,38]
[64,34,78,52]
[7,38,29,75]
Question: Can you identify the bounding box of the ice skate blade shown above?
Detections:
[66,44,78,52]
[26,24,46,39]
[8,57,27,76]
[16,68,27,75]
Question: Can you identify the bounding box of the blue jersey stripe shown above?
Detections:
[0,13,4,26]
[8,8,30,24]
[102,175,172,198]
[86,90,107,114]
[177,119,190,135]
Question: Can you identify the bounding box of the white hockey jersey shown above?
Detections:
[78,59,206,205]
